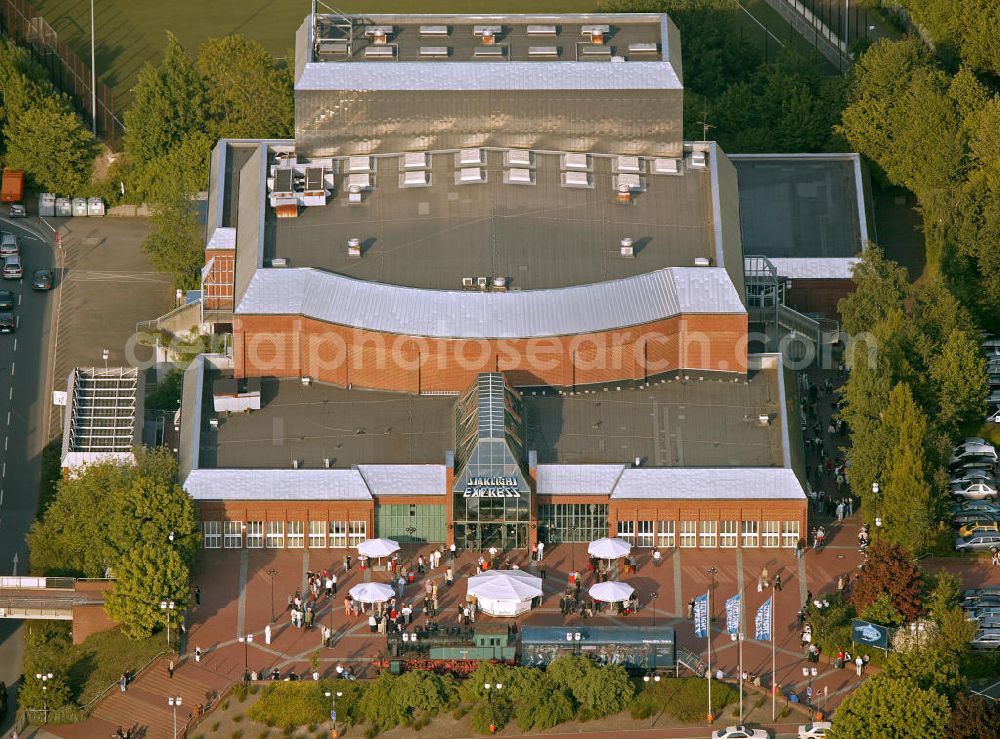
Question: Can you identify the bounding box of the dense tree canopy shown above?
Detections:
[850,541,925,622]
[832,675,951,738]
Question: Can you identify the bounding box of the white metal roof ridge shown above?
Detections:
[296,61,682,92]
[184,468,373,500]
[356,465,447,495]
[766,258,859,280]
[235,267,746,339]
[609,467,806,500]
[536,464,626,495]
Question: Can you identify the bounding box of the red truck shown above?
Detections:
[1,169,25,203]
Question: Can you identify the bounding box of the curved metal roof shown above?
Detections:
[235,266,745,339]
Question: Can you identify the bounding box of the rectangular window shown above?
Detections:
[203,520,221,549]
[657,520,675,548]
[720,520,738,548]
[329,521,347,547]
[782,520,800,548]
[679,520,697,548]
[636,520,655,548]
[246,521,264,548]
[348,520,367,546]
[699,520,717,548]
[741,520,759,548]
[308,520,326,548]
[224,520,243,549]
[287,521,305,548]
[762,520,780,548]
[266,521,284,548]
[616,520,635,544]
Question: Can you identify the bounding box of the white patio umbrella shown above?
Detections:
[467,570,544,617]
[589,580,635,603]
[587,537,631,561]
[349,582,395,604]
[356,538,400,564]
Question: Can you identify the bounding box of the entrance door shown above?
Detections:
[480,523,503,551]
[504,523,527,549]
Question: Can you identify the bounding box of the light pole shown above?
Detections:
[325,689,343,732]
[90,0,97,135]
[102,348,109,371]
[35,672,54,723]
[651,591,658,627]
[484,682,504,734]
[238,633,254,680]
[168,695,182,738]
[871,482,880,538]
[160,599,175,648]
[569,523,578,572]
[642,674,661,727]
[706,566,718,723]
[267,568,278,623]
[803,666,817,712]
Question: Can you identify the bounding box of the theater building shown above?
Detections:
[179,11,814,553]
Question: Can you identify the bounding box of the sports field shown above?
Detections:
[32,0,832,110]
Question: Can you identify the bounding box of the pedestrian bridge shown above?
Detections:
[0,577,114,640]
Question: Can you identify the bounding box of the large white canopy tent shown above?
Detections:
[587,537,632,561]
[467,570,544,617]
[588,580,635,604]
[349,582,395,604]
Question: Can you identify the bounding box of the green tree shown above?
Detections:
[928,330,987,434]
[880,382,934,553]
[860,591,903,626]
[925,571,962,618]
[127,131,214,205]
[359,673,408,732]
[197,35,294,139]
[18,671,72,716]
[3,97,96,193]
[883,645,965,698]
[545,654,633,718]
[838,245,910,337]
[141,190,206,290]
[124,33,210,165]
[103,542,190,639]
[831,675,951,738]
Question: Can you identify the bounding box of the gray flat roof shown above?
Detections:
[268,150,715,291]
[200,370,454,470]
[732,154,866,260]
[523,368,783,467]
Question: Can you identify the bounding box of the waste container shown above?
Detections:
[407,571,415,583]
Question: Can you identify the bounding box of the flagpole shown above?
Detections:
[738,600,744,723]
[707,587,712,723]
[771,596,776,721]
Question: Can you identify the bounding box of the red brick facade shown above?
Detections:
[233,313,749,392]
[786,279,853,319]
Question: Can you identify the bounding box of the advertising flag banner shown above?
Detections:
[694,592,709,638]
[725,593,741,636]
[755,597,772,641]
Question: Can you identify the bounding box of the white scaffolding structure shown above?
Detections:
[61,367,142,468]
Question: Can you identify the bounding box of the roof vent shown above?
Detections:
[620,238,634,257]
[347,237,362,257]
[482,29,496,45]
[758,414,772,426]
[271,257,288,267]
[292,459,301,469]
[694,256,711,267]
[301,376,312,386]
[492,276,507,290]
[477,277,488,290]
[691,150,708,169]
[209,418,219,429]
[582,24,609,44]
[617,183,632,205]
[323,458,332,468]
[348,184,363,203]
[634,456,641,467]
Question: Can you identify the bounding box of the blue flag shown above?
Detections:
[694,592,709,638]
[755,597,772,641]
[725,593,741,636]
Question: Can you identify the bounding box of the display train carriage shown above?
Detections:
[375,624,676,675]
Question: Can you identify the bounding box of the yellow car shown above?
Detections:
[958,521,1000,538]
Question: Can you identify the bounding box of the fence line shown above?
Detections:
[0,0,125,149]
[761,0,850,69]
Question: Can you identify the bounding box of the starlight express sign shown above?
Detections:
[462,476,522,498]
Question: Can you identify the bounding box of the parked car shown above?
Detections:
[0,232,18,256]
[955,533,1000,552]
[970,628,1000,650]
[31,269,53,291]
[953,512,1000,527]
[951,480,999,500]
[0,312,14,334]
[964,586,1000,600]
[712,726,769,739]
[950,499,1000,516]
[1,255,22,280]
[958,521,1000,538]
[8,203,25,217]
[964,597,1000,613]
[0,290,13,311]
[797,723,832,739]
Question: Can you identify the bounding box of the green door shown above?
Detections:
[376,504,446,543]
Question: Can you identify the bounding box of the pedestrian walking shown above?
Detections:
[265,624,272,644]
[539,561,547,579]
[119,672,128,693]
[446,566,454,586]
[992,549,1000,566]
[449,542,456,561]
[194,585,201,606]
[167,659,174,678]
[855,655,864,677]
[537,541,545,562]
[344,554,351,572]
[652,549,662,567]
[398,574,406,598]
[796,538,805,559]
[774,574,782,592]
[418,555,426,574]
[195,646,202,663]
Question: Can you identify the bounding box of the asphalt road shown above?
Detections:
[0,215,58,732]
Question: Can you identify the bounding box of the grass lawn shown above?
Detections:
[33,0,832,111]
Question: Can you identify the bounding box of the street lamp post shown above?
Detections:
[706,566,718,723]
[325,689,344,733]
[169,695,182,738]
[35,672,54,723]
[569,523,578,572]
[732,630,745,722]
[642,674,661,727]
[871,482,880,538]
[238,633,254,680]
[651,591,659,627]
[89,0,97,135]
[267,568,278,623]
[160,599,175,648]
[484,682,504,734]
[802,666,818,712]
